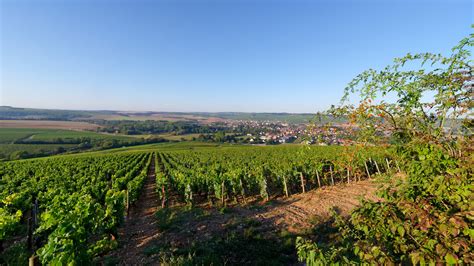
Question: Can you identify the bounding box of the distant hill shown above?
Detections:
[0,106,321,124]
[0,106,100,121]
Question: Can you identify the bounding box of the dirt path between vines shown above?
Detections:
[105,169,380,264]
[109,155,161,265]
[154,179,381,247]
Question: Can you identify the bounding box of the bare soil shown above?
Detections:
[155,180,379,247]
[259,180,380,232]
[107,156,161,265]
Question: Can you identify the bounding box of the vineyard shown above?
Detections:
[1,1,471,264]
[0,145,391,264]
[154,146,390,207]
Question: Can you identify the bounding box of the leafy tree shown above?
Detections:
[297,32,473,264]
[214,131,226,142]
[10,150,29,160]
[54,146,66,154]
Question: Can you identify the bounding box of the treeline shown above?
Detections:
[193,133,296,145]
[95,120,231,135]
[95,120,300,136]
[1,147,69,161]
[193,132,241,143]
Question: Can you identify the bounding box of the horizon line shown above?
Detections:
[0,105,319,115]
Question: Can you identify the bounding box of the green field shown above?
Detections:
[0,127,232,161]
[0,128,43,144]
[29,129,134,141]
[0,128,134,143]
[0,128,144,160]
[0,143,77,156]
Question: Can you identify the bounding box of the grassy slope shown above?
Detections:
[0,128,135,143]
[27,129,133,141]
[0,128,140,160]
[0,144,77,155]
[0,128,43,143]
[0,128,137,144]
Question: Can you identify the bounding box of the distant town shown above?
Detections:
[0,105,385,147]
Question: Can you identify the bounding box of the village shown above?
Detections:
[218,119,371,145]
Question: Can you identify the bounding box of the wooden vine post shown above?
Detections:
[374,159,381,174]
[27,198,38,252]
[395,160,401,172]
[315,170,321,188]
[239,178,247,204]
[161,184,166,208]
[29,256,39,266]
[221,180,225,206]
[261,176,269,202]
[283,176,289,197]
[346,168,350,184]
[364,161,371,179]
[385,158,391,171]
[330,165,335,185]
[300,172,306,193]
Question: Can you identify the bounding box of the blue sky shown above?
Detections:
[0,0,472,113]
